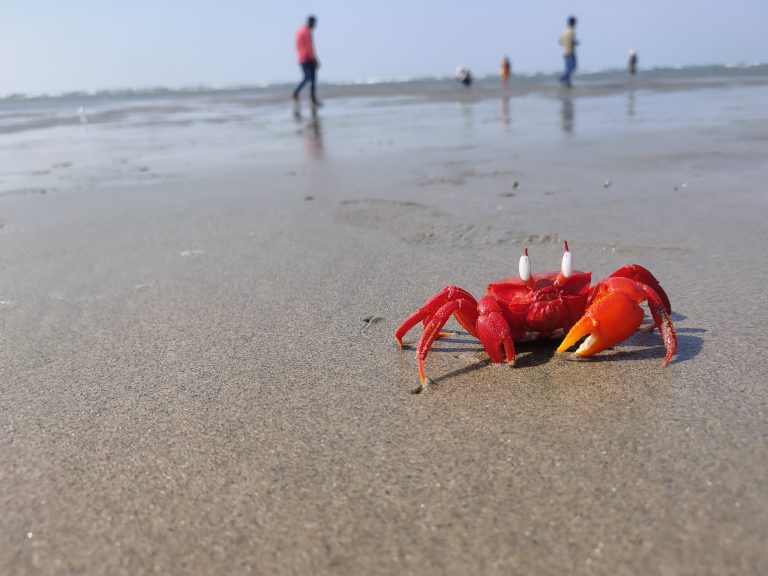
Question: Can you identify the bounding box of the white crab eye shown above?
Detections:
[519,248,531,281]
[561,248,573,277]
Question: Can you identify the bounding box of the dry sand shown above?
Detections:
[2,84,768,574]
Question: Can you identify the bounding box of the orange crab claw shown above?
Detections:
[556,291,644,358]
[556,276,677,365]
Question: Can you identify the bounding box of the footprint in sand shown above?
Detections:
[336,198,563,249]
[336,198,431,230]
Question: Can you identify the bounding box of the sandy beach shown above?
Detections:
[2,75,768,574]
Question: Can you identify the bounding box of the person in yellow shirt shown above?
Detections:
[559,16,578,88]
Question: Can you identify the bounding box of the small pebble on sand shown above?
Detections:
[180,249,205,258]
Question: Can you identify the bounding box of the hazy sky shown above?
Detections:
[1,0,766,93]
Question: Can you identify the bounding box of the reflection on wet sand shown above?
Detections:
[560,96,574,133]
[458,101,474,131]
[627,89,636,117]
[500,97,511,128]
[305,114,324,160]
[293,103,324,160]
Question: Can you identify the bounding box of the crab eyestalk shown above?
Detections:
[519,248,534,290]
[561,240,573,278]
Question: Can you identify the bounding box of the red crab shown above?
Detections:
[395,242,677,386]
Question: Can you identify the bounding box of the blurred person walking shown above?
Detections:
[500,57,511,85]
[628,49,638,75]
[292,15,321,107]
[559,16,578,88]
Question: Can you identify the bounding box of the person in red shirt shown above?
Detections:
[292,15,321,106]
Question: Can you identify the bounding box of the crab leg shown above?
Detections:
[395,285,479,348]
[476,295,516,365]
[556,276,677,365]
[607,264,671,313]
[415,298,480,384]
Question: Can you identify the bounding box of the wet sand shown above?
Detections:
[2,84,768,574]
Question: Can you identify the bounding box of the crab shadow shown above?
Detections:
[428,357,494,386]
[404,333,557,386]
[555,312,703,366]
[668,327,704,363]
[558,325,704,365]
[665,313,704,363]
[401,319,704,381]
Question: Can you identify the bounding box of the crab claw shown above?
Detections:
[556,291,644,358]
[556,276,677,365]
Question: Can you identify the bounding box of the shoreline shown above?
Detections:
[4,61,768,99]
[3,67,768,137]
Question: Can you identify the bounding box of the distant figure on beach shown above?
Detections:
[292,15,321,107]
[500,57,511,85]
[628,49,638,76]
[456,66,473,87]
[559,16,579,88]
